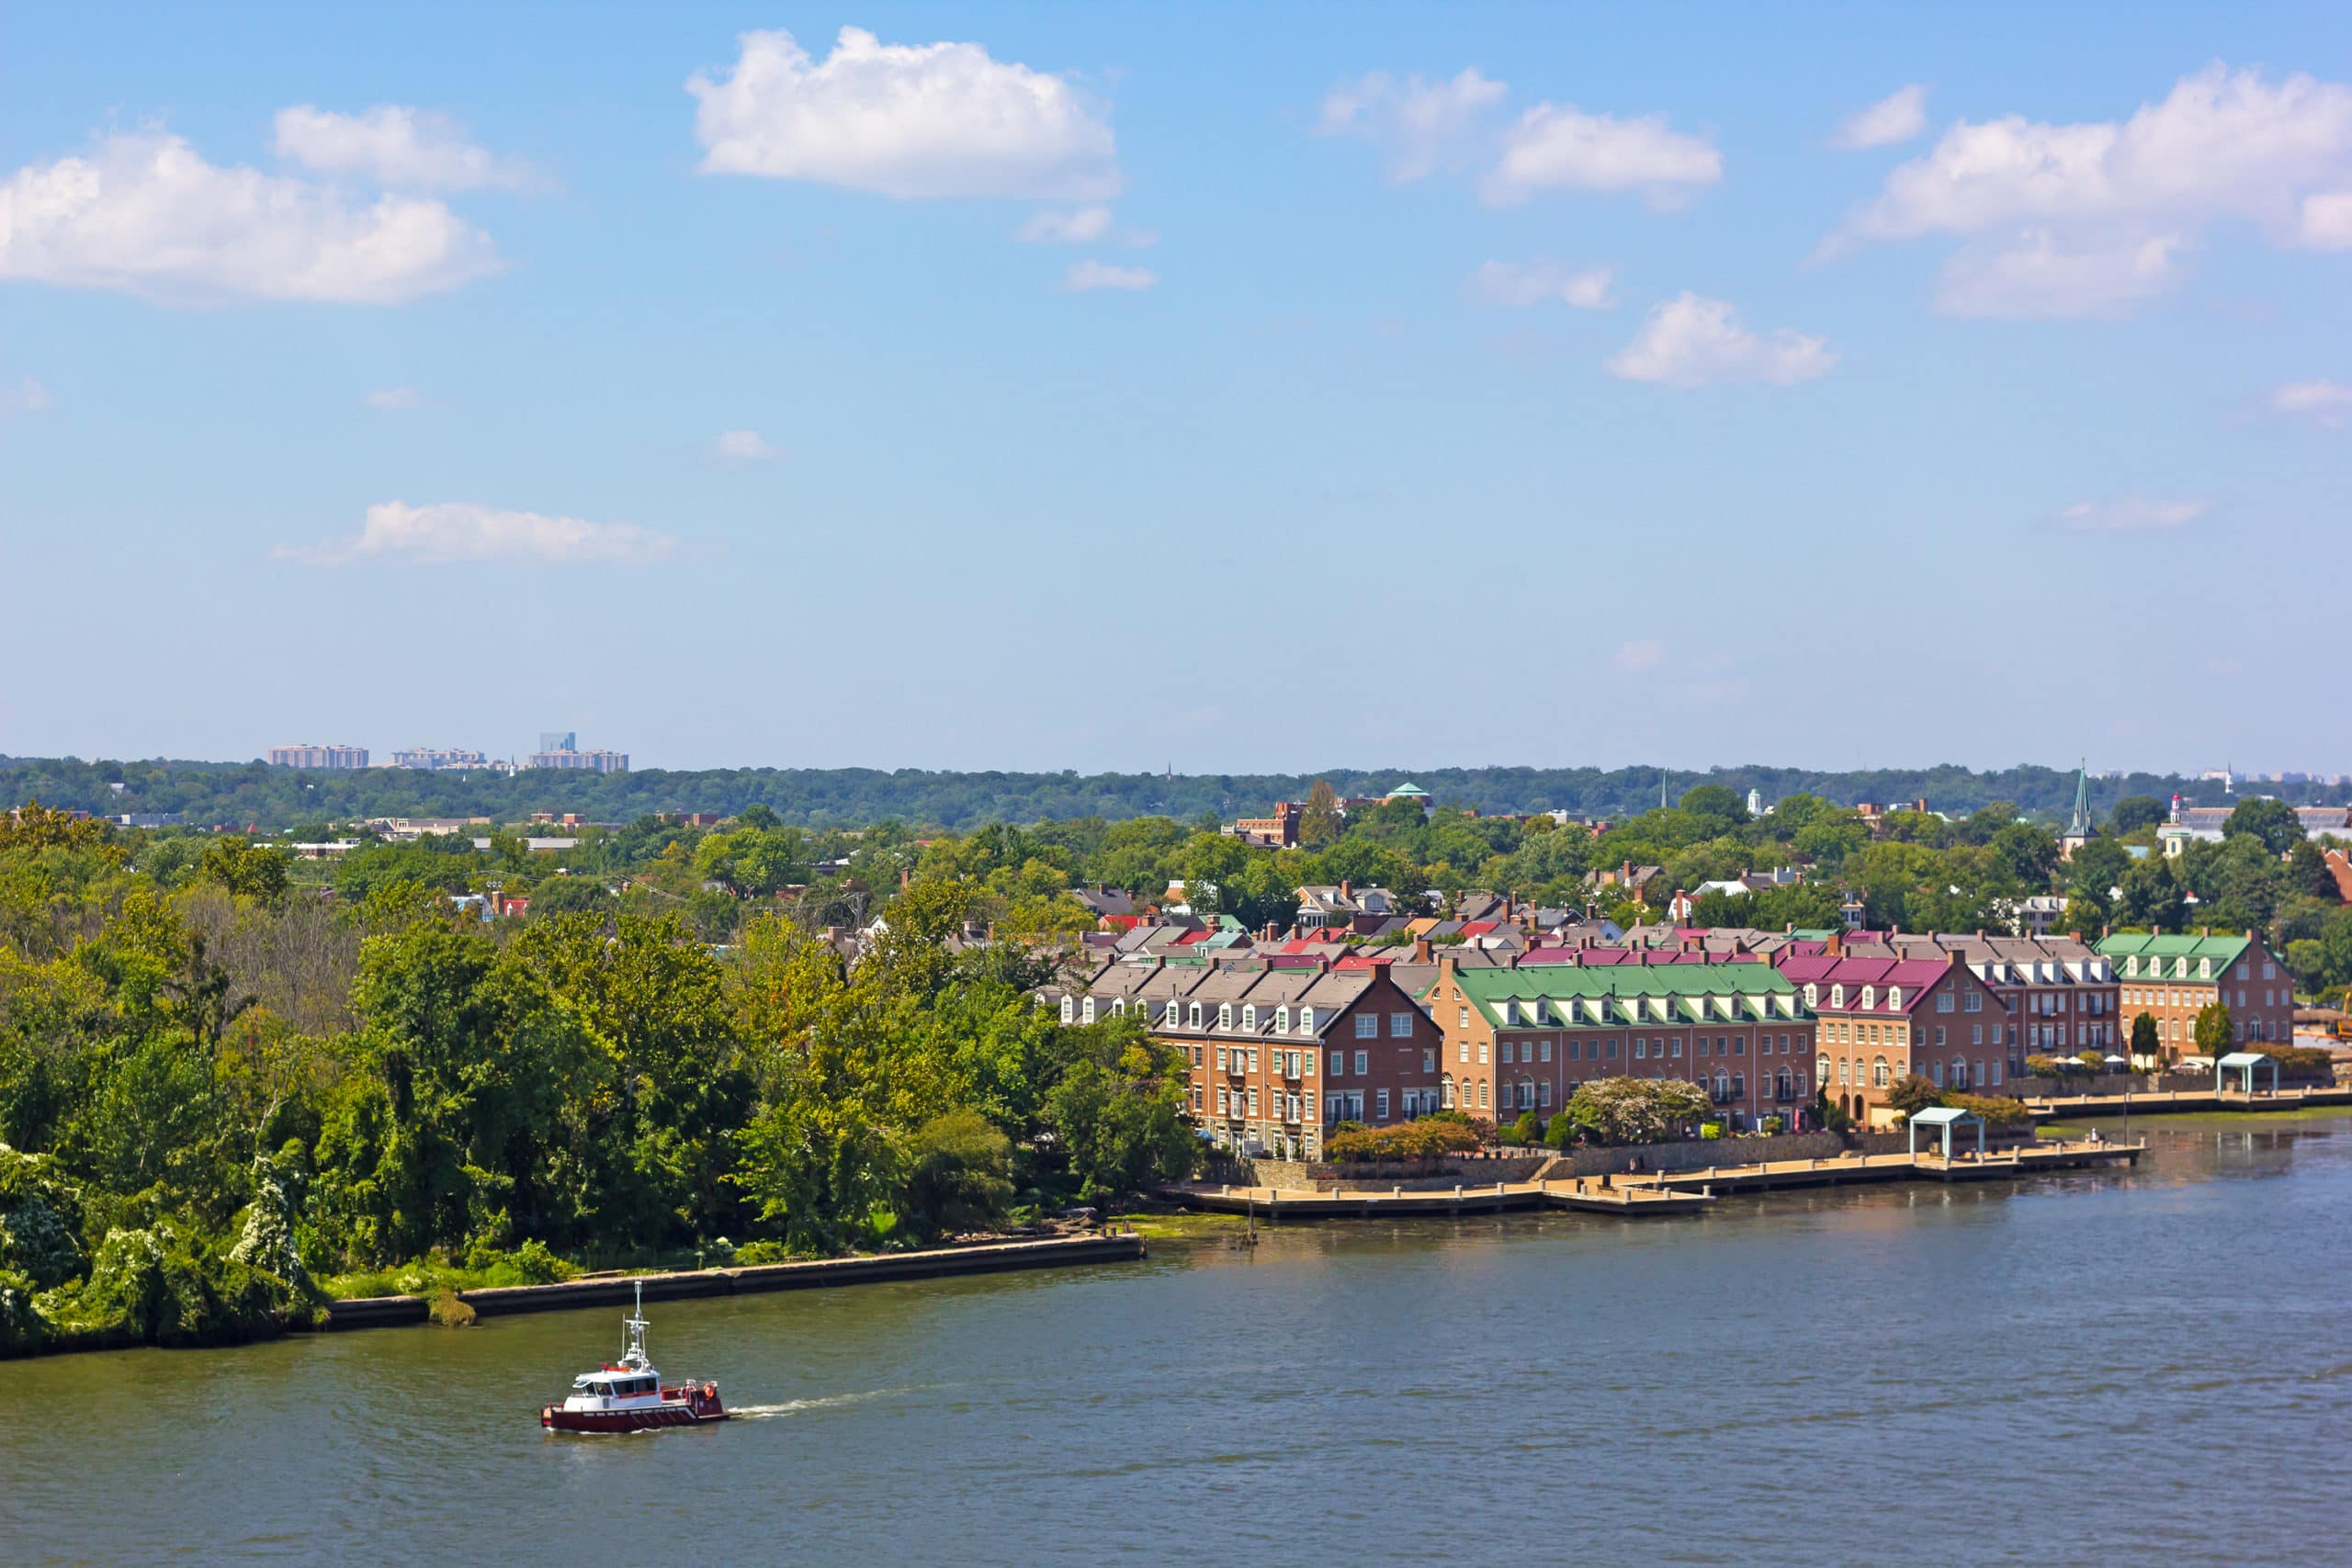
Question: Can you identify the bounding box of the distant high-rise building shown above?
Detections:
[268,743,368,770]
[391,747,492,772]
[539,730,577,755]
[527,745,628,773]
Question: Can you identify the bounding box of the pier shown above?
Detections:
[1163,1136,2143,1221]
[2021,1085,2352,1120]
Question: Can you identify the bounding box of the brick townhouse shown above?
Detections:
[2096,931,2297,1060]
[1775,950,2015,1123]
[1040,957,1442,1159]
[1864,934,2121,1070]
[1421,955,1816,1130]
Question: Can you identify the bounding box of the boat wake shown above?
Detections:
[726,1387,910,1421]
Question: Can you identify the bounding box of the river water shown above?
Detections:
[6,1114,2351,1567]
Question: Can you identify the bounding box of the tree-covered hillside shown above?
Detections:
[1,755,2305,833]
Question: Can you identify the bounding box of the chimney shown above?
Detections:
[2101,924,2111,939]
[1340,878,1352,901]
[1413,936,1432,963]
[1502,894,1515,923]
[1826,931,1844,958]
[1948,948,1965,970]
[1622,859,1634,886]
[899,867,910,889]
[2199,925,2210,938]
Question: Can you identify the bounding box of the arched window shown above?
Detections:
[1059,997,1074,1023]
[1951,1055,1968,1088]
[1860,986,1876,1011]
[1830,985,1845,1009]
[1110,998,1125,1016]
[1886,987,1902,1010]
[1804,983,1818,1007]
[1816,1055,1831,1083]
[1442,1076,1455,1109]
[1872,1056,1890,1089]
[1080,997,1095,1024]
[1930,1059,1945,1087]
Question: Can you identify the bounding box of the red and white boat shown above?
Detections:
[539,1283,728,1434]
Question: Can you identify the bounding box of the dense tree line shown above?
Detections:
[0,807,1193,1356]
[3,753,2313,835]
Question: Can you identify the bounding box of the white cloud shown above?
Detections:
[688,27,1119,199]
[2301,190,2352,248]
[1483,103,1721,207]
[1315,68,1507,182]
[364,386,423,411]
[272,106,536,191]
[1829,65,2352,314]
[2268,379,2352,427]
[0,131,501,304]
[1933,230,2183,318]
[0,376,51,415]
[1611,638,1666,673]
[1831,85,1929,150]
[279,502,677,565]
[2053,496,2209,533]
[1606,293,1835,388]
[1062,259,1156,291]
[711,429,779,462]
[1018,205,1112,243]
[1469,260,1614,308]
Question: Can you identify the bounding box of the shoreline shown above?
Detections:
[322,1230,1148,1331]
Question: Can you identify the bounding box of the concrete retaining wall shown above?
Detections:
[322,1233,1145,1333]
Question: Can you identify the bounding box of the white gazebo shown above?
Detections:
[1907,1105,1985,1160]
[2215,1051,2279,1095]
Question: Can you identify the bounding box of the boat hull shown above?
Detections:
[541,1388,728,1433]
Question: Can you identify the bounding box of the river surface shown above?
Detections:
[7,1114,2352,1567]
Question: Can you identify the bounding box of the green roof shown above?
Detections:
[2096,932,2252,969]
[1425,963,1802,1031]
[1385,782,1430,798]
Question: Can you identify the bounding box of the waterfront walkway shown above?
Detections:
[1608,1136,2140,1195]
[1165,1178,1712,1219]
[2022,1085,2352,1120]
[1163,1137,2141,1220]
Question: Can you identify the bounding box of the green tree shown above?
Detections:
[197,839,290,905]
[2129,1012,2161,1064]
[2109,795,2166,835]
[2225,797,2304,858]
[2193,1000,2233,1058]
[901,1110,1013,1237]
[1883,1073,1939,1116]
[1299,779,1343,850]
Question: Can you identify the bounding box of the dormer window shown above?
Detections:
[2125,955,2139,976]
[1886,987,1902,1010]
[1081,997,1096,1024]
[1829,985,1845,1009]
[1275,1006,1291,1032]
[1241,1005,1258,1031]
[1217,1002,1233,1028]
[1059,997,1075,1023]
[1111,998,1125,1016]
[2198,958,2211,979]
[1164,999,1182,1026]
[1860,986,1876,1010]
[1804,984,1818,1007]
[1187,1002,1204,1028]
[1298,1007,1317,1033]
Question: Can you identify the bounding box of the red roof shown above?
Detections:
[1774,954,1958,1013]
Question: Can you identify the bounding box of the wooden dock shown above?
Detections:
[1609,1136,2142,1195]
[1165,1178,1713,1220]
[2021,1085,2352,1120]
[1163,1137,2143,1220]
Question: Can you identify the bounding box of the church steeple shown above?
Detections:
[2068,759,2092,838]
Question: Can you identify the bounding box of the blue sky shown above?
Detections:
[4,4,2348,776]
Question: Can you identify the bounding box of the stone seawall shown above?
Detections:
[322,1232,1147,1332]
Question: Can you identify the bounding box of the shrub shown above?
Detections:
[0,1267,44,1354]
[1562,1078,1713,1146]
[2024,1054,2065,1077]
[429,1287,476,1327]
[732,1240,791,1266]
[1508,1111,1542,1147]
[1324,1117,1483,1164]
[1937,1093,2033,1128]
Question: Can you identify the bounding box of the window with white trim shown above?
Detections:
[1390,1011,1413,1037]
[1355,1013,1379,1039]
